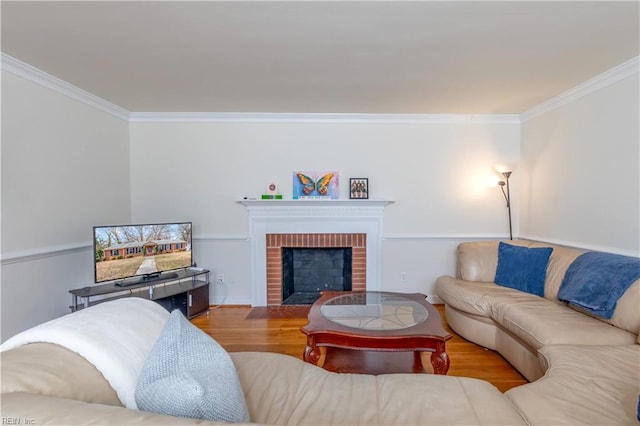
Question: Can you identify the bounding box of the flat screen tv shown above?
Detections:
[93,222,192,286]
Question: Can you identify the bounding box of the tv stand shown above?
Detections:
[70,269,210,319]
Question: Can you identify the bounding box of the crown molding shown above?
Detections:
[0,54,518,124]
[1,53,130,121]
[129,112,520,124]
[4,51,636,126]
[521,56,640,123]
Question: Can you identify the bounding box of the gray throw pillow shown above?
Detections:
[135,310,250,423]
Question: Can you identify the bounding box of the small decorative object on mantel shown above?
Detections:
[266,181,278,195]
[293,171,339,199]
[349,178,369,199]
[261,181,283,199]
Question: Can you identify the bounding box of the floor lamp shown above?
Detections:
[497,171,513,240]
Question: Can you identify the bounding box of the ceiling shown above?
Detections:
[2,1,638,114]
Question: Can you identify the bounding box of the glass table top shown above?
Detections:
[319,292,429,330]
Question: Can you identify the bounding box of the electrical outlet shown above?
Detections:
[217,273,225,284]
[400,272,408,282]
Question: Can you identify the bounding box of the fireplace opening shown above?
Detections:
[281,247,352,305]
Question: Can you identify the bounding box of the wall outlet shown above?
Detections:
[217,273,225,284]
[400,272,408,282]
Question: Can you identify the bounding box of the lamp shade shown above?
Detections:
[494,165,512,174]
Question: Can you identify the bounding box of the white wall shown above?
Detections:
[520,74,640,255]
[129,118,520,304]
[1,71,131,341]
[4,54,637,341]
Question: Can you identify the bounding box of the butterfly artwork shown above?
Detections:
[292,171,339,199]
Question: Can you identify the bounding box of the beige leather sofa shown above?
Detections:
[1,343,530,425]
[436,240,640,425]
[1,298,526,425]
[2,239,639,425]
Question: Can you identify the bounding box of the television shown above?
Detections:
[93,222,192,286]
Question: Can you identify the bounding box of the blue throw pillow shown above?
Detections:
[494,242,553,297]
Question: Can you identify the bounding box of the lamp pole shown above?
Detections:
[498,171,513,240]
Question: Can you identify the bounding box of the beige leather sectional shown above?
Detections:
[1,240,638,425]
[436,240,640,425]
[2,342,527,425]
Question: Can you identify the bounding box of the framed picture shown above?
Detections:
[293,171,339,199]
[349,178,369,199]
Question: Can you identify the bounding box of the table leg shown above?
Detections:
[303,338,322,366]
[430,348,450,375]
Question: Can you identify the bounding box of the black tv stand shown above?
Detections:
[70,269,210,319]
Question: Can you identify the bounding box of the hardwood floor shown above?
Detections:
[191,304,527,393]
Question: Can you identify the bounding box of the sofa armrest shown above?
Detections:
[1,343,121,406]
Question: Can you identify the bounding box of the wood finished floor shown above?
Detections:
[191,304,528,393]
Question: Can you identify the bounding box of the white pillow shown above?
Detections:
[135,310,250,422]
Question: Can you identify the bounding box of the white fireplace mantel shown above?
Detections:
[238,198,393,209]
[239,199,393,306]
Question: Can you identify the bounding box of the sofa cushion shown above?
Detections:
[506,344,640,425]
[135,310,249,423]
[490,296,637,350]
[528,242,582,300]
[494,242,553,297]
[435,276,533,318]
[230,351,526,425]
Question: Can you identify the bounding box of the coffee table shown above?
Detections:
[301,291,451,374]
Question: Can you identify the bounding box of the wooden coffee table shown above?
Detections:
[301,291,451,374]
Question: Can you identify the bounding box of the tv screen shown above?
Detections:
[93,222,192,284]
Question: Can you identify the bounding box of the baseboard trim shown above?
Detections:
[212,296,252,306]
[428,296,443,304]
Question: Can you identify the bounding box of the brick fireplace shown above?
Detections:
[239,199,392,306]
[266,233,366,305]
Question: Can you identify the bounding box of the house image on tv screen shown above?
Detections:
[102,239,187,260]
